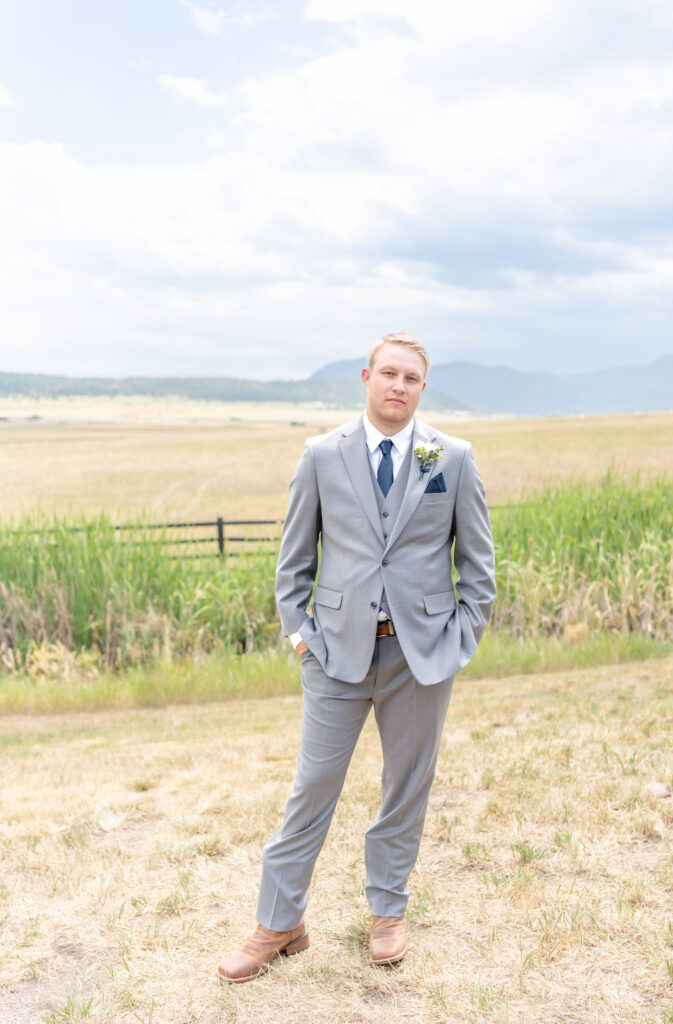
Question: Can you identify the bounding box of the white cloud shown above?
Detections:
[156,74,229,107]
[232,2,673,218]
[3,1,673,375]
[2,125,672,377]
[179,0,272,35]
[0,82,15,107]
[180,1,226,36]
[306,0,564,50]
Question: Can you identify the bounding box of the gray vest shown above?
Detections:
[369,442,413,617]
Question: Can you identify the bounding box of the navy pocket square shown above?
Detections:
[425,473,447,494]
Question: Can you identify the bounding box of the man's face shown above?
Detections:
[362,342,426,433]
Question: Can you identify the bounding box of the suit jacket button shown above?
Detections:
[382,512,389,518]
[370,601,377,608]
[382,559,389,566]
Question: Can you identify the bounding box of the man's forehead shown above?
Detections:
[373,344,425,374]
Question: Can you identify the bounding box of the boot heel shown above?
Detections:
[281,932,309,957]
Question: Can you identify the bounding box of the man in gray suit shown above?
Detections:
[219,333,496,982]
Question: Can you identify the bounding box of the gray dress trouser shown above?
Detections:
[256,635,454,930]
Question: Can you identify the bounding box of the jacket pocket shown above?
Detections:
[313,585,343,610]
[424,590,456,614]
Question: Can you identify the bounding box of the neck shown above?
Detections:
[365,409,413,436]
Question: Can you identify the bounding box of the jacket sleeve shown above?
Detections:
[453,444,496,655]
[275,442,322,636]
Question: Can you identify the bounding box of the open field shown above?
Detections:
[1,634,670,714]
[0,397,672,521]
[0,395,358,427]
[1,475,671,678]
[2,657,673,1024]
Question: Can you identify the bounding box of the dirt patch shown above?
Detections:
[0,941,106,1024]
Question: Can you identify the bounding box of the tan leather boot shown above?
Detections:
[218,923,309,983]
[369,915,407,965]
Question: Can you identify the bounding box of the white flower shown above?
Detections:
[414,443,444,479]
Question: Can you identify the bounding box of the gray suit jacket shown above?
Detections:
[275,416,496,685]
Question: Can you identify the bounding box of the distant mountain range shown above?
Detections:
[312,355,673,415]
[1,354,672,416]
[0,371,460,412]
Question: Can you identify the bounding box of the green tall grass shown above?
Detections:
[491,473,673,640]
[0,517,278,671]
[0,474,671,678]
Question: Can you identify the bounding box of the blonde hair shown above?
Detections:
[367,332,430,377]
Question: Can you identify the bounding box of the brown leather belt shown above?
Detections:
[376,619,396,638]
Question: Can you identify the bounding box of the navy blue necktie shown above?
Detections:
[377,439,394,497]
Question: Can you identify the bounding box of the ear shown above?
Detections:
[421,380,426,391]
[361,367,371,386]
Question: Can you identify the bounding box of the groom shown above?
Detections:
[218,332,496,982]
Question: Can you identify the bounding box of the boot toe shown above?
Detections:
[218,952,266,983]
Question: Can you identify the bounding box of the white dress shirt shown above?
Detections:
[289,413,415,649]
[362,411,415,478]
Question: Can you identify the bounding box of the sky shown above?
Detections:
[1,0,673,379]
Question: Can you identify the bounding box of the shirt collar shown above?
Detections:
[363,412,415,456]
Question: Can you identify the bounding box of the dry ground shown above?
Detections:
[2,657,673,1024]
[0,397,672,521]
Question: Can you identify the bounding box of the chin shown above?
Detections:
[383,407,412,427]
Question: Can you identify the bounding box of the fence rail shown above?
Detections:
[34,505,514,559]
[124,517,285,557]
[34,517,284,558]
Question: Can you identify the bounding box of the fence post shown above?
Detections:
[216,517,225,558]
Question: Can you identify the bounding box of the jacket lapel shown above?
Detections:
[338,419,385,545]
[383,419,437,552]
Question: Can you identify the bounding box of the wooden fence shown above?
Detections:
[35,518,284,558]
[102,505,510,558]
[108,517,285,558]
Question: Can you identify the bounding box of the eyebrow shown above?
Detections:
[378,365,422,379]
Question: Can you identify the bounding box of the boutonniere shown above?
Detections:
[414,443,444,480]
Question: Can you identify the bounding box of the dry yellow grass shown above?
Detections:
[2,657,673,1023]
[452,410,673,508]
[0,397,672,522]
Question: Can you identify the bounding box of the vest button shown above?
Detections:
[382,512,389,518]
[382,559,389,566]
[370,601,377,608]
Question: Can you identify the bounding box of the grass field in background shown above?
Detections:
[0,400,672,521]
[2,407,672,1024]
[490,473,673,639]
[1,633,670,715]
[1,657,672,1024]
[0,474,671,709]
[1,403,671,710]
